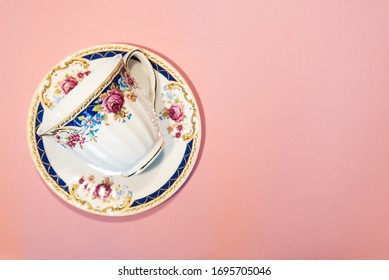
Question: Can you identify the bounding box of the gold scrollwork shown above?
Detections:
[40,58,90,109]
[166,82,197,141]
[70,184,133,214]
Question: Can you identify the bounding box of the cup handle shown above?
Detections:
[125,49,157,109]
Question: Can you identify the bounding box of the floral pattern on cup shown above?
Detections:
[71,175,133,212]
[94,76,138,122]
[52,72,138,149]
[159,83,195,140]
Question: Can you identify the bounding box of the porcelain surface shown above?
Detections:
[27,44,201,216]
[37,54,164,177]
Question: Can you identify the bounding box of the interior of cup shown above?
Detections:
[126,51,156,108]
[37,54,123,136]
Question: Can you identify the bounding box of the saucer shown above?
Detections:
[27,44,201,216]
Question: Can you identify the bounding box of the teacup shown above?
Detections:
[37,52,164,177]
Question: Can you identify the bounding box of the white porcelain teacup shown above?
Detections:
[37,52,164,177]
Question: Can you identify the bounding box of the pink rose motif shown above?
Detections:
[103,88,125,114]
[127,75,135,87]
[93,183,112,200]
[60,77,78,94]
[77,70,91,79]
[168,104,184,122]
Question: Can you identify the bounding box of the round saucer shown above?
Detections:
[27,44,201,216]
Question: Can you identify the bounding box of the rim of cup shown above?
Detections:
[37,54,123,136]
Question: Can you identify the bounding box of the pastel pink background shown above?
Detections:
[1,0,389,259]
